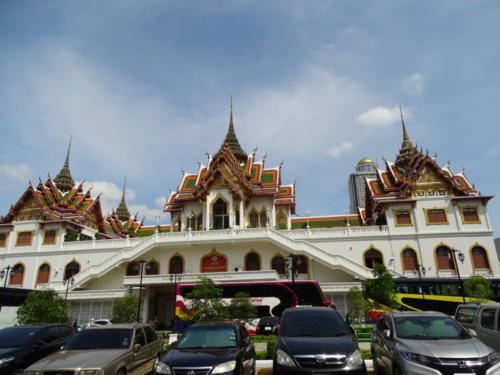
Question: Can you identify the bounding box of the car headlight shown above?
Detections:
[212,360,236,374]
[345,349,364,368]
[401,352,438,366]
[0,356,14,366]
[155,362,172,375]
[488,352,499,365]
[276,349,297,367]
[79,371,99,375]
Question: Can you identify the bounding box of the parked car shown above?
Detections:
[455,303,500,353]
[371,311,500,375]
[256,316,280,335]
[0,324,74,375]
[273,307,366,375]
[23,323,162,375]
[155,321,256,375]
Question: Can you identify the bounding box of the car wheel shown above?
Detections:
[116,368,126,375]
[12,370,23,375]
[393,365,402,375]
[251,360,256,375]
[371,352,379,375]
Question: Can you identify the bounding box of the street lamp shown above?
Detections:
[304,210,310,229]
[412,264,427,300]
[286,254,302,283]
[448,248,466,303]
[0,266,16,289]
[64,276,75,300]
[169,273,183,331]
[135,260,150,322]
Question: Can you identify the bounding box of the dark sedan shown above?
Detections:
[256,316,280,335]
[155,322,256,375]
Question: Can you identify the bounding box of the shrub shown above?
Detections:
[17,290,70,325]
[266,341,276,359]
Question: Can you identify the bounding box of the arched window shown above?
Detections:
[64,261,80,280]
[36,263,50,284]
[402,248,418,272]
[249,211,258,228]
[364,249,383,269]
[260,211,268,227]
[471,246,490,270]
[271,255,285,275]
[9,263,24,285]
[169,255,184,274]
[435,246,455,270]
[245,252,261,271]
[213,198,229,229]
[146,260,159,275]
[126,261,139,276]
[294,255,308,274]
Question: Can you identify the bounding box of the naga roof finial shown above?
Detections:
[54,136,75,192]
[116,176,130,221]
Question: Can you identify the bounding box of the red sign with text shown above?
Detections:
[201,254,227,273]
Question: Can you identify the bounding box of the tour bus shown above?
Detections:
[394,277,500,315]
[174,280,333,332]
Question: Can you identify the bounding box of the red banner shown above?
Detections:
[201,253,227,273]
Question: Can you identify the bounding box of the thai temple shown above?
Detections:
[0,105,497,325]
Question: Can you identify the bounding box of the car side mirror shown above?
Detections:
[383,329,392,339]
[469,328,477,337]
[133,343,141,352]
[349,326,355,336]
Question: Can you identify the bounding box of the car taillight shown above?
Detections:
[256,325,260,330]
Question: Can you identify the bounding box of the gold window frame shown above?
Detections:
[42,229,58,245]
[459,205,481,224]
[15,230,34,246]
[423,207,449,225]
[393,209,413,227]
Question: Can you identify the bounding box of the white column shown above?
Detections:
[239,200,245,228]
[205,200,211,230]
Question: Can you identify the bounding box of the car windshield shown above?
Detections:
[64,329,132,350]
[176,326,237,349]
[280,311,349,337]
[394,316,471,340]
[0,327,39,348]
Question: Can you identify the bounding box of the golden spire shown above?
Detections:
[395,106,417,170]
[54,136,75,192]
[219,96,247,162]
[116,176,130,221]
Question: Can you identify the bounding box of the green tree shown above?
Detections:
[464,275,492,300]
[346,287,369,323]
[111,295,138,323]
[17,290,70,325]
[185,277,228,323]
[227,292,257,322]
[362,264,398,311]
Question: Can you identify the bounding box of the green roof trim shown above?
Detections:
[251,166,257,179]
[185,177,196,189]
[291,218,363,229]
[262,172,274,184]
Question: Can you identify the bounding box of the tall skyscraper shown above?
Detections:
[348,158,378,213]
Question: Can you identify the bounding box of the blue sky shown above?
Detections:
[0,1,499,236]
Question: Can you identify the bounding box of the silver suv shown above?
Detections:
[371,311,499,375]
[456,303,500,353]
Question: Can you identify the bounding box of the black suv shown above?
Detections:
[155,321,256,375]
[273,307,366,375]
[256,316,280,335]
[0,324,75,375]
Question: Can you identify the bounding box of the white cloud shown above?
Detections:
[356,105,400,127]
[129,204,168,222]
[83,181,136,216]
[326,141,353,159]
[0,163,33,183]
[402,73,424,95]
[155,196,167,209]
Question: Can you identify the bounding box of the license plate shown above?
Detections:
[265,327,272,331]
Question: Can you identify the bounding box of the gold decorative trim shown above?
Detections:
[200,248,228,273]
[362,246,384,268]
[400,247,419,272]
[36,262,52,284]
[433,243,454,272]
[9,261,26,286]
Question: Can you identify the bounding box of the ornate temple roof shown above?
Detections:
[363,113,491,223]
[165,106,296,214]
